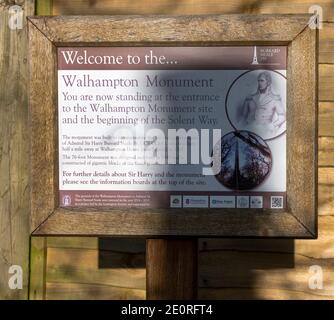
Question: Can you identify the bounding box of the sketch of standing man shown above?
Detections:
[242,71,286,137]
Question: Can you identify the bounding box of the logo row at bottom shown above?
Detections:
[170,195,284,209]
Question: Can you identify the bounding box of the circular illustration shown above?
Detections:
[225,70,286,141]
[212,130,272,190]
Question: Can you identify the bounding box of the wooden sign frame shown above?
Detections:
[28,15,318,238]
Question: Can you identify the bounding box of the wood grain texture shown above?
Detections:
[46,236,145,252]
[319,64,334,101]
[146,239,197,299]
[28,14,311,44]
[44,237,145,300]
[28,20,57,232]
[46,247,145,289]
[319,138,334,166]
[319,168,334,215]
[33,208,311,237]
[198,215,334,299]
[319,102,334,137]
[199,288,334,300]
[29,237,47,300]
[51,0,334,22]
[45,282,145,300]
[0,0,34,299]
[320,23,334,63]
[287,25,318,235]
[47,237,99,250]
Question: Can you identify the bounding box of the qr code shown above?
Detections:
[271,196,284,209]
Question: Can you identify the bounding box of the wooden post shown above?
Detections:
[146,239,198,300]
[0,0,35,299]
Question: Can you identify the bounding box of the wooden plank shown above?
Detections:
[320,23,334,64]
[319,102,334,137]
[199,288,334,300]
[199,238,295,255]
[28,20,58,232]
[28,15,311,44]
[319,64,334,101]
[0,0,35,299]
[34,208,311,237]
[46,237,146,253]
[319,168,334,215]
[146,239,197,299]
[25,2,53,301]
[29,237,47,300]
[47,247,145,269]
[199,250,308,288]
[46,282,145,300]
[52,0,334,22]
[46,237,98,250]
[319,138,334,166]
[287,25,318,234]
[46,247,146,289]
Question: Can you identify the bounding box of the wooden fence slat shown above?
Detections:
[320,23,334,64]
[47,237,98,250]
[0,0,34,299]
[46,282,145,300]
[52,0,334,22]
[319,102,334,137]
[29,237,47,300]
[319,137,334,166]
[199,288,334,300]
[319,168,334,215]
[46,247,146,289]
[319,64,334,101]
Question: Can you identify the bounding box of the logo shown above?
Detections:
[183,196,208,208]
[62,195,71,206]
[170,195,182,208]
[250,196,263,208]
[237,196,249,208]
[251,46,259,65]
[210,196,235,208]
